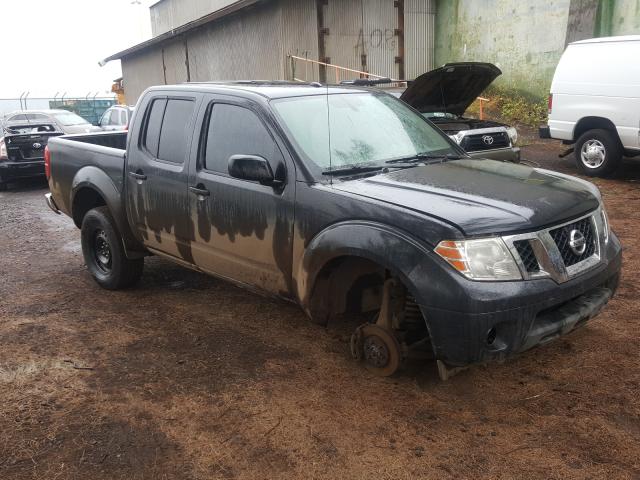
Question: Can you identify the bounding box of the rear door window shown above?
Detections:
[203,103,281,174]
[143,99,166,156]
[157,99,195,164]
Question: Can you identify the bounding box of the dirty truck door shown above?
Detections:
[188,98,295,296]
[126,95,199,262]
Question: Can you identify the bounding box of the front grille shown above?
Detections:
[549,217,596,267]
[514,240,540,273]
[460,131,510,151]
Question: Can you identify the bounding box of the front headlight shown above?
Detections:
[601,207,610,244]
[435,238,522,281]
[506,126,518,146]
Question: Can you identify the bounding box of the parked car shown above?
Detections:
[540,35,640,176]
[389,63,520,162]
[1,109,102,135]
[0,122,63,191]
[98,105,135,131]
[45,82,621,379]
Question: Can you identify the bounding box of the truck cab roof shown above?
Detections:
[148,81,374,100]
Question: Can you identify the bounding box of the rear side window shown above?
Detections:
[143,99,166,156]
[157,99,195,164]
[203,104,281,174]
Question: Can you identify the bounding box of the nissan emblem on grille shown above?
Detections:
[482,135,494,145]
[568,229,587,255]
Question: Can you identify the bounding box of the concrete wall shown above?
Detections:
[435,0,571,100]
[435,0,640,101]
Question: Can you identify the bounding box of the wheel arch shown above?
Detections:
[573,116,620,142]
[297,221,433,325]
[71,166,145,256]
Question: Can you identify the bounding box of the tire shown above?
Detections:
[0,182,7,192]
[81,206,143,290]
[574,128,623,177]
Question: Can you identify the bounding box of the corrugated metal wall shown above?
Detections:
[280,0,319,82]
[322,0,364,81]
[162,38,189,84]
[121,49,165,104]
[363,0,400,80]
[405,0,436,78]
[151,0,244,37]
[187,1,283,82]
[121,0,435,101]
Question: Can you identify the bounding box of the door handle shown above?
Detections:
[189,186,210,197]
[129,171,147,181]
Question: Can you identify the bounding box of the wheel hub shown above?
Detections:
[363,335,390,368]
[94,230,112,272]
[581,139,606,168]
[350,324,402,376]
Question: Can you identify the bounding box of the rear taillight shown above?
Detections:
[547,94,553,115]
[44,145,51,179]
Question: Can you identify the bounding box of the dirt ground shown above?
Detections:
[1,138,639,479]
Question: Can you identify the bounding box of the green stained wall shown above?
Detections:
[435,0,640,101]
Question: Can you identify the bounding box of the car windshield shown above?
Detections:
[52,112,89,126]
[272,92,455,171]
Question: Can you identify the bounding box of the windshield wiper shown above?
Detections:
[385,152,463,165]
[321,165,387,176]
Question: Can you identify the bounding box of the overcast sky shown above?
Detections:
[0,0,153,99]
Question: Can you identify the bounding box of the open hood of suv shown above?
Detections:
[399,62,501,117]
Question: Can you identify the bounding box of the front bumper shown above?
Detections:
[0,160,45,182]
[416,232,622,367]
[467,147,520,163]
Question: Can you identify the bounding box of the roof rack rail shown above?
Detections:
[340,78,393,86]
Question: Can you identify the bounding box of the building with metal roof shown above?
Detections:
[101,0,436,103]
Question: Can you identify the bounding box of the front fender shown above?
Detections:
[296,220,433,309]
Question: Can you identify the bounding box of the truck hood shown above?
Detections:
[332,159,600,236]
[399,62,501,117]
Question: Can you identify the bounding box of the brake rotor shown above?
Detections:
[357,324,402,377]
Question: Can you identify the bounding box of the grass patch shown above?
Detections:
[467,88,548,128]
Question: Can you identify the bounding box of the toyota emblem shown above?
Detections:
[32,142,42,149]
[568,229,587,256]
[482,135,494,145]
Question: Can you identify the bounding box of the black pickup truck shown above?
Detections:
[0,122,62,190]
[45,82,621,379]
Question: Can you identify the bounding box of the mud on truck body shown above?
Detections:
[44,82,621,379]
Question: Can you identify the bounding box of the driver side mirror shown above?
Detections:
[228,154,283,187]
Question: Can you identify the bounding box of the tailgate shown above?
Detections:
[4,130,64,162]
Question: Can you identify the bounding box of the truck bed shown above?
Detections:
[47,132,128,219]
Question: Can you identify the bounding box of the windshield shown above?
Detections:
[52,112,90,126]
[272,92,455,171]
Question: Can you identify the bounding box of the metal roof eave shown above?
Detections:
[100,0,261,65]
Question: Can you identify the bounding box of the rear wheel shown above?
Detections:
[0,181,7,192]
[81,206,143,290]
[574,128,622,176]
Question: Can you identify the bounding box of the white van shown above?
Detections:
[540,35,640,176]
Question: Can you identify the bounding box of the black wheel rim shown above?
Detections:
[363,335,390,369]
[93,230,113,273]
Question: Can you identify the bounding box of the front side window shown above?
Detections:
[157,99,195,164]
[272,92,454,171]
[202,103,281,174]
